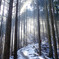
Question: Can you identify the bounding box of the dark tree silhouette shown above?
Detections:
[3,0,13,59]
[45,1,53,58]
[0,0,2,10]
[14,0,18,59]
[37,0,41,55]
[52,0,59,48]
[48,0,58,59]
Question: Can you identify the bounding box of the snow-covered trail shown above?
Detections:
[10,41,58,59]
[10,43,45,59]
[18,43,45,59]
[10,49,29,59]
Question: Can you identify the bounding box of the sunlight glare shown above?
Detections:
[23,50,28,56]
[20,0,33,15]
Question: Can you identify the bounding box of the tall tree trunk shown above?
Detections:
[25,10,27,46]
[42,16,44,38]
[0,0,5,58]
[24,12,25,46]
[3,0,13,59]
[46,1,53,58]
[55,21,59,48]
[0,0,2,10]
[14,0,18,59]
[48,0,58,59]
[21,21,23,47]
[37,0,41,55]
[10,29,13,56]
[18,0,21,49]
[52,0,59,48]
[1,0,5,42]
[33,4,35,43]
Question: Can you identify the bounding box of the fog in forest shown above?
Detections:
[0,0,59,59]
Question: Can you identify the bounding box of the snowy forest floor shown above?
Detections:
[0,36,59,59]
[10,43,50,59]
[10,36,59,59]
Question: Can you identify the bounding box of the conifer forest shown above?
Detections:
[0,0,59,59]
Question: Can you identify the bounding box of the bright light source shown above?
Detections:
[20,0,33,15]
[23,50,28,56]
